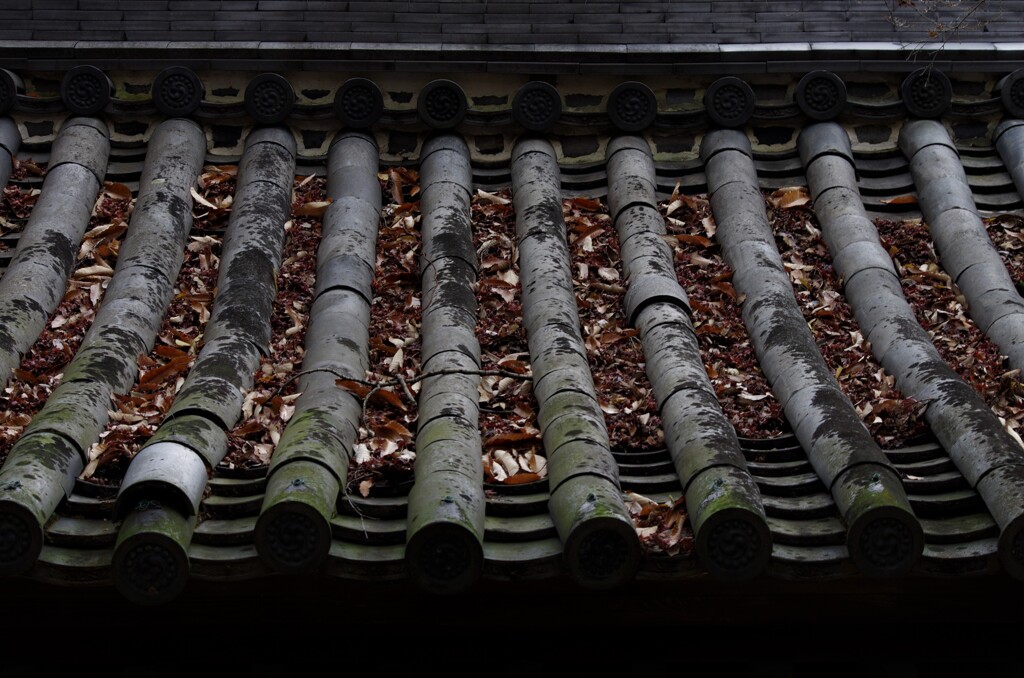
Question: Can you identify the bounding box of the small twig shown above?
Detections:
[395,373,416,403]
[342,491,371,538]
[479,405,514,415]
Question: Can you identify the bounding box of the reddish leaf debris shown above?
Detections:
[660,186,788,438]
[567,196,663,452]
[767,189,929,449]
[222,174,324,472]
[0,182,134,464]
[876,217,1024,437]
[473,189,547,487]
[986,214,1024,290]
[624,491,694,557]
[8,156,1023,514]
[0,190,37,239]
[344,168,421,497]
[0,160,46,253]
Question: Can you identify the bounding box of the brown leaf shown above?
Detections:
[388,169,405,205]
[374,420,413,442]
[881,195,918,205]
[768,186,811,209]
[103,182,133,201]
[12,368,41,385]
[571,197,603,212]
[336,379,370,398]
[294,200,332,217]
[371,388,408,411]
[139,355,192,388]
[359,479,374,497]
[676,234,713,248]
[712,281,737,301]
[503,472,542,485]
[199,165,238,188]
[15,158,43,177]
[497,359,530,374]
[600,329,639,345]
[696,324,726,336]
[484,431,542,448]
[575,224,606,242]
[84,222,128,243]
[233,419,263,437]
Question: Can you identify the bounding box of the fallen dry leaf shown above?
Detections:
[881,195,919,205]
[768,186,811,209]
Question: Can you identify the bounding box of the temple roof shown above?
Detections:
[0,6,1022,633]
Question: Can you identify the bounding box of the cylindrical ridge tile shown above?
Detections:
[0,119,205,576]
[704,127,920,577]
[512,137,640,588]
[801,122,1024,577]
[407,133,485,595]
[0,117,108,387]
[256,132,381,573]
[900,119,1024,372]
[609,135,769,579]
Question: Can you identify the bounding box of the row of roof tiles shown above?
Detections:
[4,66,1024,127]
[0,0,1012,45]
[0,94,1021,600]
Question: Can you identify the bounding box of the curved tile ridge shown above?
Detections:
[0,117,18,174]
[405,134,485,594]
[995,120,1024,194]
[510,138,641,589]
[254,132,379,574]
[0,118,205,577]
[900,120,1024,371]
[605,135,771,580]
[802,122,1024,580]
[0,117,106,387]
[110,127,296,604]
[700,129,923,578]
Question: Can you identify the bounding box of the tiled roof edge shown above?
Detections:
[3,40,1024,73]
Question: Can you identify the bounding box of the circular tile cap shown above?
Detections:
[706,76,755,128]
[513,81,562,132]
[608,81,657,132]
[152,66,204,117]
[563,516,642,590]
[847,505,923,578]
[61,65,112,116]
[0,69,23,116]
[112,532,190,605]
[406,522,483,595]
[0,502,42,576]
[796,70,848,121]
[1000,69,1024,118]
[245,73,295,125]
[901,68,952,118]
[334,77,384,129]
[254,501,331,574]
[695,507,772,581]
[418,79,467,129]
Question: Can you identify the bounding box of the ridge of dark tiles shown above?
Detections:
[2,87,1024,594]
[2,1,1024,46]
